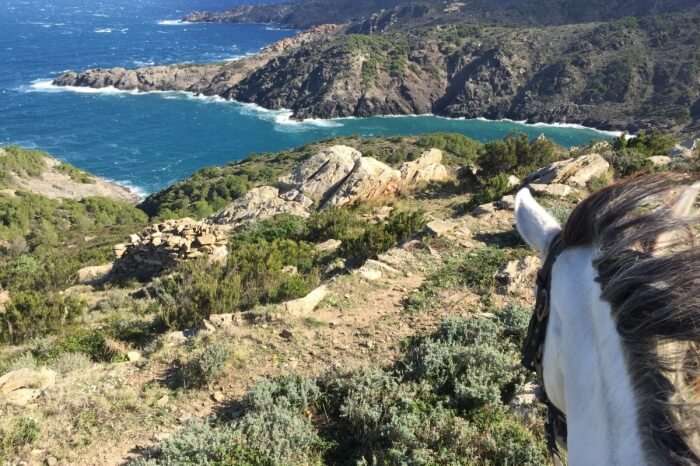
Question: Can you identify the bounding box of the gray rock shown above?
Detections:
[208,186,310,228]
[526,153,610,187]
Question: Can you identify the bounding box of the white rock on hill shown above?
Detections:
[278,145,362,202]
[208,186,311,228]
[399,149,452,187]
[0,368,57,407]
[326,157,402,207]
[526,153,610,187]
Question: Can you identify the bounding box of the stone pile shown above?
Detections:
[112,218,228,280]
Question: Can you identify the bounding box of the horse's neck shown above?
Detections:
[548,247,649,466]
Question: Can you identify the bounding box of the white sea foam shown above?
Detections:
[27,80,618,136]
[157,19,193,26]
[95,28,112,33]
[104,178,148,199]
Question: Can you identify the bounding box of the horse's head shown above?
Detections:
[514,174,700,466]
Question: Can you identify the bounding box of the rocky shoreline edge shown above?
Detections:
[50,18,700,140]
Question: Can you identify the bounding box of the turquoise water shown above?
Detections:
[1,0,613,195]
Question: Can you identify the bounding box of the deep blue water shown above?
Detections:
[0,0,613,195]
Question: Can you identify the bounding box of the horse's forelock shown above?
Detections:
[560,173,700,465]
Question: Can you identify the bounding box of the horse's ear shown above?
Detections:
[515,188,562,254]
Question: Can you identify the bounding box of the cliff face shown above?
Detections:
[54,15,700,136]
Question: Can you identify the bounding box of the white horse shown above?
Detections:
[514,174,700,466]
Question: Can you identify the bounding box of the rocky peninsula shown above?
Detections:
[53,11,700,138]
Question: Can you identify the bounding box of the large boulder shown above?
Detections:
[278,145,362,202]
[208,186,311,228]
[0,368,56,407]
[77,263,113,284]
[325,157,401,207]
[526,153,610,187]
[400,149,452,188]
[112,219,229,281]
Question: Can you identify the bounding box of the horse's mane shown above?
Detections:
[562,173,700,466]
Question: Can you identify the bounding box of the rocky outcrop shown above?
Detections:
[399,149,452,188]
[0,289,9,312]
[208,186,311,228]
[112,219,229,280]
[0,368,57,407]
[326,157,401,207]
[526,153,610,188]
[279,145,362,203]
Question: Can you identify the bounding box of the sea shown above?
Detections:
[0,0,615,196]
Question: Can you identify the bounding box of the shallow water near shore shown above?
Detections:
[1,0,613,195]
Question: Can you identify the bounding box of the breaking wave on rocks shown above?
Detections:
[157,19,193,26]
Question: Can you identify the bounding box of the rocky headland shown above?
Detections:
[53,13,700,139]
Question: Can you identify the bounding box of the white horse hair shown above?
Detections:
[515,174,700,466]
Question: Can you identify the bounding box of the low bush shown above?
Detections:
[403,317,525,410]
[177,342,231,389]
[0,417,40,460]
[416,133,481,165]
[477,133,559,180]
[136,309,545,466]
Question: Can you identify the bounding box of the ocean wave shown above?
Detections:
[236,102,343,130]
[157,19,193,26]
[95,28,112,33]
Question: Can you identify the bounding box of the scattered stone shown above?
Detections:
[76,263,113,284]
[212,391,226,403]
[0,368,56,407]
[496,255,541,297]
[529,183,576,198]
[399,148,452,187]
[471,202,497,216]
[506,175,521,189]
[208,313,242,329]
[526,153,610,187]
[45,457,58,466]
[316,239,342,253]
[497,195,516,210]
[127,351,142,362]
[670,144,693,159]
[112,219,229,281]
[425,219,455,237]
[155,395,170,408]
[357,259,400,280]
[282,285,329,316]
[649,155,672,167]
[279,329,294,340]
[282,265,298,275]
[163,331,187,346]
[208,186,310,228]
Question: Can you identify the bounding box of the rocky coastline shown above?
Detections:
[52,14,700,139]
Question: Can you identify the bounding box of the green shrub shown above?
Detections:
[0,292,85,345]
[31,328,125,363]
[178,342,231,389]
[57,163,95,184]
[478,133,559,179]
[403,318,524,410]
[0,417,40,458]
[243,375,321,412]
[340,210,425,266]
[471,173,512,206]
[416,133,481,165]
[0,146,47,185]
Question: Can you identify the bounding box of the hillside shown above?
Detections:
[183,0,700,30]
[55,15,700,138]
[0,132,696,464]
